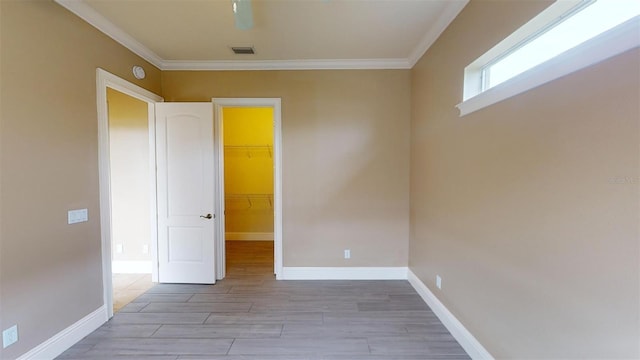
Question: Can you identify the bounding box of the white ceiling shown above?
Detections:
[55,0,468,70]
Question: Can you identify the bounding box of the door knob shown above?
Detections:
[200,213,213,219]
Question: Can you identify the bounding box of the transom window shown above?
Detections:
[457,0,640,116]
[484,0,640,90]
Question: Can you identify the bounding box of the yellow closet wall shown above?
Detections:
[223,107,274,239]
[107,88,151,263]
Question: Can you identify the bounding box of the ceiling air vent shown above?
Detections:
[231,46,255,55]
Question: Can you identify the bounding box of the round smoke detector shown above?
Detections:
[132,65,146,80]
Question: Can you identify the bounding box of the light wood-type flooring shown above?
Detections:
[58,241,470,359]
[113,274,154,313]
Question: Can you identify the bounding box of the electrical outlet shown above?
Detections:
[436,275,442,289]
[2,325,18,348]
[116,244,123,253]
[344,249,351,259]
[142,244,149,254]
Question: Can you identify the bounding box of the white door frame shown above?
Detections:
[212,98,283,280]
[96,68,163,318]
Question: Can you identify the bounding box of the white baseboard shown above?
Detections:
[226,232,274,241]
[112,260,152,274]
[407,269,493,359]
[17,305,107,360]
[281,267,408,280]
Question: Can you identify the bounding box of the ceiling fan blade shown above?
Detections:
[232,0,253,30]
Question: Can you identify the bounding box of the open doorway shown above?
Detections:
[222,107,275,276]
[106,88,154,312]
[97,69,163,318]
[213,98,283,280]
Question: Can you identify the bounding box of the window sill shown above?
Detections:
[456,17,639,117]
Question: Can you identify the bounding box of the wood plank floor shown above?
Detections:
[58,241,470,359]
[113,274,154,312]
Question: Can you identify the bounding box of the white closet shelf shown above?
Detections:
[225,193,273,209]
[224,145,272,158]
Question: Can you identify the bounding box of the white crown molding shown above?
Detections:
[55,0,164,68]
[160,58,411,71]
[407,0,470,67]
[54,0,463,71]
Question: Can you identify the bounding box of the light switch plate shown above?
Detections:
[2,325,18,348]
[68,208,88,224]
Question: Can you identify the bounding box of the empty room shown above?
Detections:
[0,0,638,359]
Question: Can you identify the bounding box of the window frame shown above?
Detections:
[457,0,640,116]
[479,0,593,92]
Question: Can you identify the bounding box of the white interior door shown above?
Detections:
[156,103,215,284]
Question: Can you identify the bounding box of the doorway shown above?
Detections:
[97,69,163,318]
[106,88,154,312]
[222,107,274,276]
[97,81,283,318]
[213,98,283,280]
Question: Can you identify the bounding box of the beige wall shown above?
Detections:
[0,1,161,358]
[163,70,410,267]
[107,88,151,263]
[409,0,640,358]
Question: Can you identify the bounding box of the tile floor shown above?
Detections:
[58,241,470,359]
